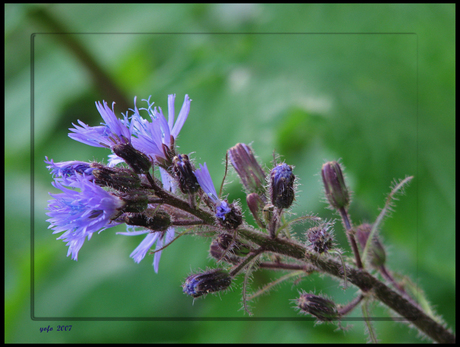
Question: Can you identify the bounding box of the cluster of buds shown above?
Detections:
[46,94,242,274]
[307,222,335,254]
[228,143,297,238]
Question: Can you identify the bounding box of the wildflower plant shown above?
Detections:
[45,94,455,343]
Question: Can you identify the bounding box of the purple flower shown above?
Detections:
[116,227,175,273]
[45,157,95,186]
[193,163,232,220]
[68,101,131,148]
[130,94,191,162]
[46,175,124,260]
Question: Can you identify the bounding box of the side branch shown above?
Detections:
[237,226,455,344]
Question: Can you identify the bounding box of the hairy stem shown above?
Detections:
[338,207,363,269]
[144,178,454,343]
[237,226,455,344]
[338,293,364,316]
[146,172,216,225]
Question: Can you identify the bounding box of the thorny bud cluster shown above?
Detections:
[44,94,449,344]
[307,222,335,254]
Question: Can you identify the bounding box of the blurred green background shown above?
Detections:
[5,4,455,343]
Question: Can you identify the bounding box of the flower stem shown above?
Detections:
[338,293,364,316]
[338,207,363,269]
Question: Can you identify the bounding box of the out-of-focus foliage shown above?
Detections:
[5,4,454,343]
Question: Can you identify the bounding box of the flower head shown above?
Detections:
[130,94,191,166]
[46,175,124,260]
[45,157,95,186]
[194,163,242,229]
[193,163,231,216]
[69,101,131,148]
[67,101,152,173]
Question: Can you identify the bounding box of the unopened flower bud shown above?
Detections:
[246,193,266,228]
[228,143,266,196]
[209,239,240,265]
[112,143,152,174]
[92,164,141,192]
[182,269,232,298]
[297,292,339,321]
[172,154,200,194]
[321,161,350,210]
[356,223,386,268]
[216,233,250,257]
[270,163,295,209]
[307,223,334,254]
[122,209,171,231]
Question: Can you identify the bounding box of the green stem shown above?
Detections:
[246,270,307,301]
[362,296,378,343]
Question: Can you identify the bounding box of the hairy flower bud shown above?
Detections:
[217,201,243,230]
[209,233,250,265]
[307,223,334,254]
[172,154,200,194]
[356,223,386,268]
[182,269,232,298]
[321,161,350,210]
[297,292,339,321]
[92,164,141,192]
[209,239,240,265]
[270,163,295,209]
[112,143,152,174]
[117,190,149,213]
[246,193,266,228]
[228,143,266,196]
[122,209,171,231]
[217,233,250,257]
